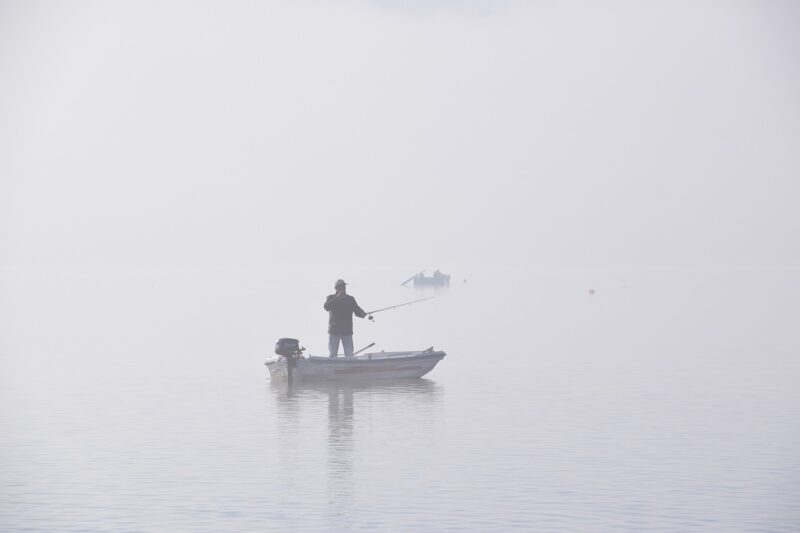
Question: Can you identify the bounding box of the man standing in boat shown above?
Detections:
[324,279,367,358]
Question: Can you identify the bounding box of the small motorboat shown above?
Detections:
[265,339,446,382]
[402,270,451,287]
[413,274,449,287]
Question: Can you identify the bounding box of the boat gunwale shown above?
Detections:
[265,351,446,367]
[306,351,446,364]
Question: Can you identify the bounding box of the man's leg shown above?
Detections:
[329,334,341,358]
[342,335,354,357]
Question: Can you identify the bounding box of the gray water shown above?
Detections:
[1,267,798,531]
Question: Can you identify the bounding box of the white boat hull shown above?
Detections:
[265,349,446,382]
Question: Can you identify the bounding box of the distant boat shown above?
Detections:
[402,270,451,287]
[266,348,446,382]
[413,274,450,287]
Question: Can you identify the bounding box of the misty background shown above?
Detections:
[1,0,798,270]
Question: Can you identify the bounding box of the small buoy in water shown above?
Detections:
[589,289,595,295]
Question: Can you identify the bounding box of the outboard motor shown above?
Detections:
[274,338,302,384]
[275,338,301,356]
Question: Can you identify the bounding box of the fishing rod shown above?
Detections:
[332,342,375,357]
[353,342,375,355]
[366,297,434,321]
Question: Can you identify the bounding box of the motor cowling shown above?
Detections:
[275,338,300,356]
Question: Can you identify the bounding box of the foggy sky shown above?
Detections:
[1,0,798,270]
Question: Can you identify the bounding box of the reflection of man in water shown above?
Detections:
[324,279,366,358]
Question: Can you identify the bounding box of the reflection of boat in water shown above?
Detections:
[270,377,441,397]
[266,347,446,382]
[268,377,442,525]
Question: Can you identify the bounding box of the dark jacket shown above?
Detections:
[324,293,366,335]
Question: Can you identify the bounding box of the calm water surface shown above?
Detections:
[1,267,798,531]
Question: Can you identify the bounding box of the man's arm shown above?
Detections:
[324,294,335,311]
[352,298,367,319]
